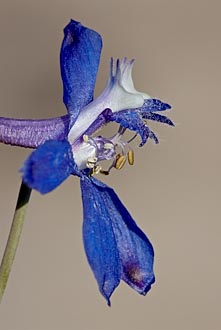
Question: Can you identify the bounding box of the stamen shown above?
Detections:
[88,157,98,163]
[79,123,137,175]
[93,165,102,174]
[118,125,127,135]
[86,136,99,151]
[127,150,134,165]
[104,143,114,149]
[115,154,127,170]
[83,134,89,142]
[89,165,102,176]
[86,162,95,169]
[127,133,137,144]
[86,156,98,169]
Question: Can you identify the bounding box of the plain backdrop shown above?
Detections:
[0,1,220,329]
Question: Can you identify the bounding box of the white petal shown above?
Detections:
[68,58,150,143]
[118,58,151,99]
[72,142,96,170]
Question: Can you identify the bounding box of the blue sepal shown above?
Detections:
[60,20,102,125]
[21,140,80,194]
[80,176,121,305]
[81,176,155,304]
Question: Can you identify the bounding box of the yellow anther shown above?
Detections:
[104,143,114,149]
[89,165,102,176]
[86,157,97,169]
[127,150,134,165]
[86,157,97,168]
[86,162,95,169]
[83,134,89,142]
[93,165,102,174]
[87,157,97,163]
[115,154,127,170]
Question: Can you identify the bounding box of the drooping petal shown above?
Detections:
[83,177,155,299]
[97,189,154,294]
[60,20,102,124]
[0,115,69,148]
[21,140,80,194]
[80,176,120,305]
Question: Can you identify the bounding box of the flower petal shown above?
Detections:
[80,176,120,305]
[0,115,69,148]
[100,186,155,295]
[141,99,171,112]
[108,110,156,146]
[60,20,102,124]
[117,58,150,99]
[68,58,145,143]
[87,177,155,297]
[21,140,80,194]
[106,97,173,147]
[141,112,175,126]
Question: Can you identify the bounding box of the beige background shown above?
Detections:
[0,0,220,329]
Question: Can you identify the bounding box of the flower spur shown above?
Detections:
[0,20,173,305]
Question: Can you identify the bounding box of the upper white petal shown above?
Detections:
[118,58,151,99]
[68,58,150,143]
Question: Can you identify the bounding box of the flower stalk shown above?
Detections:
[0,181,31,302]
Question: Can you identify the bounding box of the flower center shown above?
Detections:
[72,126,135,175]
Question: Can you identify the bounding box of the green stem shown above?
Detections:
[0,181,32,302]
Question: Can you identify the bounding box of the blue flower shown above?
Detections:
[0,20,173,305]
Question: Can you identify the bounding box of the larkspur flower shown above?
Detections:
[0,20,173,305]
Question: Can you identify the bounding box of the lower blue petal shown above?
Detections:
[80,176,120,305]
[21,140,80,194]
[88,177,155,297]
